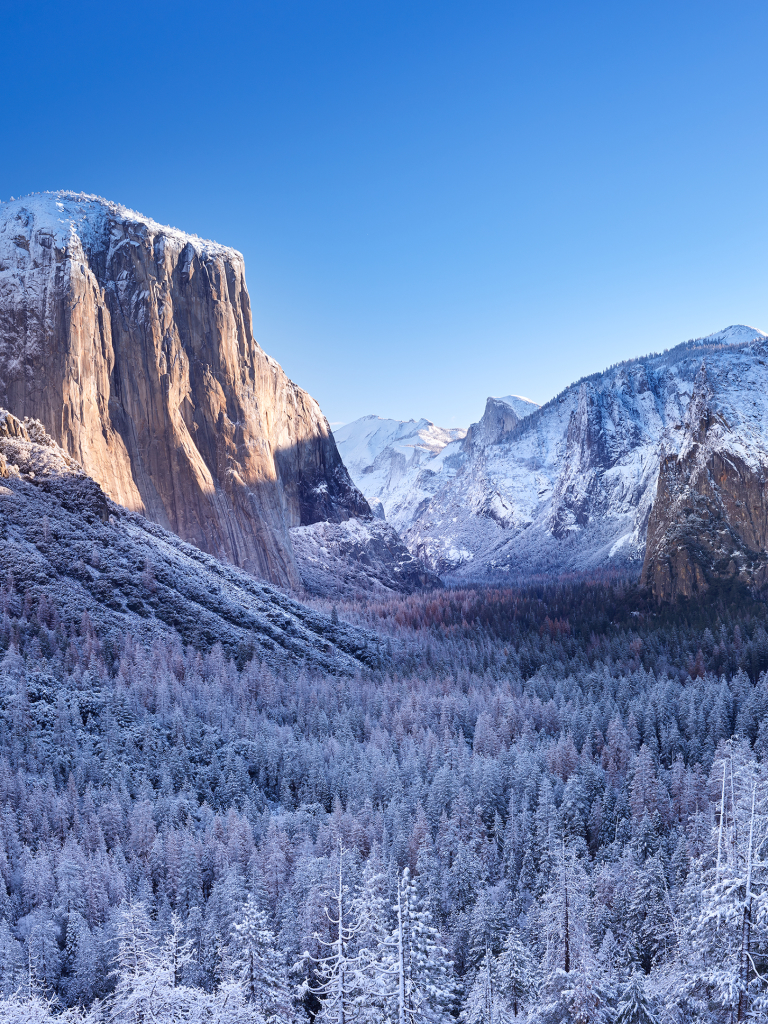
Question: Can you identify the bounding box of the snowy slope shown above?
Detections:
[333,416,467,531]
[404,326,768,582]
[0,411,383,672]
[496,395,540,419]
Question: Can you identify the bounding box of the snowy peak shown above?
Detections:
[334,415,465,467]
[693,324,767,347]
[0,190,239,262]
[465,394,540,447]
[334,415,467,532]
[495,394,540,419]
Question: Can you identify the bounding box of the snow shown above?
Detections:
[693,324,767,347]
[333,398,539,542]
[333,415,466,532]
[0,191,241,262]
[401,326,768,582]
[290,516,440,596]
[495,394,540,418]
[0,426,383,673]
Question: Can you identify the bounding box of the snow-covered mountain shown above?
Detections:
[0,191,438,598]
[333,416,468,531]
[333,397,543,534]
[495,394,540,419]
[396,326,768,585]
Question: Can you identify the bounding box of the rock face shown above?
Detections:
[0,192,370,589]
[0,408,381,670]
[340,327,768,588]
[641,366,768,600]
[464,395,538,447]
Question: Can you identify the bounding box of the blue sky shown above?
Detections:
[2,0,768,427]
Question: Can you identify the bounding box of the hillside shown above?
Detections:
[401,326,768,588]
[0,409,380,673]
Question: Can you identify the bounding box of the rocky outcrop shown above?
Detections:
[641,369,768,600]
[0,192,370,589]
[0,407,111,523]
[464,396,522,447]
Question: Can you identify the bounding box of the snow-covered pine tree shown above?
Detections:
[497,927,536,1018]
[229,894,296,1023]
[0,917,25,997]
[348,852,398,1023]
[300,843,368,1024]
[109,908,229,1024]
[107,901,162,1023]
[614,973,657,1024]
[398,866,457,1024]
[460,946,512,1024]
[694,747,768,1021]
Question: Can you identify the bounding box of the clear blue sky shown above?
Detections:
[2,0,767,428]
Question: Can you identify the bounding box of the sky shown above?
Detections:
[2,0,768,429]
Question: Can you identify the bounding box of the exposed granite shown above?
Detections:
[0,192,370,589]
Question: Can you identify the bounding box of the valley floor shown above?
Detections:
[0,578,766,1022]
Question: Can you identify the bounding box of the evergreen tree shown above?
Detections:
[615,974,657,1024]
[300,844,368,1024]
[229,894,296,1023]
[497,928,536,1018]
[461,947,511,1024]
[398,867,457,1024]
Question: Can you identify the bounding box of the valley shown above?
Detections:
[0,192,767,1023]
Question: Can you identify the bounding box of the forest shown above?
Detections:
[0,574,767,1022]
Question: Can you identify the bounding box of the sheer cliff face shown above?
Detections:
[0,192,369,588]
[641,368,768,601]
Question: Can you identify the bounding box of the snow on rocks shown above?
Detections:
[290,517,442,597]
[333,415,467,533]
[401,327,768,583]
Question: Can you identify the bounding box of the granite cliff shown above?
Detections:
[641,364,768,600]
[0,192,370,590]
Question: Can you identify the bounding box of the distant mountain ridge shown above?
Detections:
[333,415,468,532]
[334,394,541,535]
[338,326,768,598]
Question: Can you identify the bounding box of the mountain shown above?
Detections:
[394,326,768,588]
[333,415,467,532]
[494,394,541,419]
[641,357,768,600]
[335,395,541,553]
[0,191,372,591]
[0,408,381,671]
